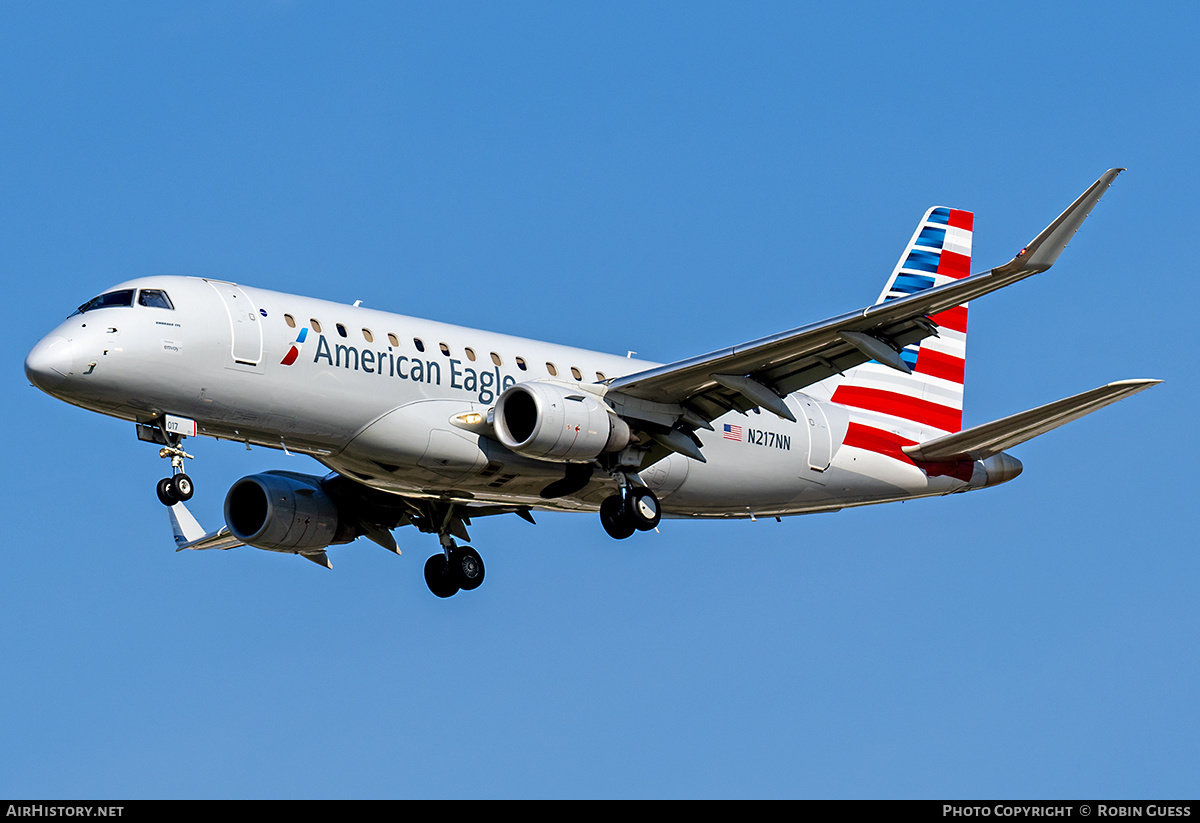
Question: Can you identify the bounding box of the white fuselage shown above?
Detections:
[27,275,989,519]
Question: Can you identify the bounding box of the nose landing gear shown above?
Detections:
[156,472,194,506]
[150,420,196,507]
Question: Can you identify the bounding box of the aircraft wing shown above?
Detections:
[167,488,536,565]
[606,169,1124,427]
[901,379,1160,462]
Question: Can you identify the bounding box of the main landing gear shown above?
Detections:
[599,480,661,540]
[407,501,498,598]
[424,544,485,598]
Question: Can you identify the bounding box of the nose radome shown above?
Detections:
[25,335,75,392]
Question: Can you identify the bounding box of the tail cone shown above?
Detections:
[981,452,1023,487]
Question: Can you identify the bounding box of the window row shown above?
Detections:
[283,312,607,382]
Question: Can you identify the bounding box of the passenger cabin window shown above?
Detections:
[439,342,450,357]
[464,347,477,362]
[310,319,323,333]
[490,352,502,366]
[336,323,348,338]
[71,289,134,316]
[284,314,297,328]
[387,333,400,347]
[362,329,374,343]
[516,357,528,371]
[413,338,425,352]
[596,371,606,381]
[138,289,174,310]
[570,367,582,380]
[546,362,558,376]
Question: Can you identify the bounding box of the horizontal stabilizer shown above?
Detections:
[902,378,1160,462]
[169,501,243,552]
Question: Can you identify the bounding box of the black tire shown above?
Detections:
[600,494,635,540]
[156,477,178,507]
[424,553,460,598]
[452,546,485,591]
[626,487,661,531]
[170,473,194,501]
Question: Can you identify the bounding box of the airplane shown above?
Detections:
[23,169,1159,597]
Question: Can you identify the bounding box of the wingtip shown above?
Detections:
[168,500,206,545]
[1108,378,1162,391]
[994,168,1125,277]
[302,551,333,569]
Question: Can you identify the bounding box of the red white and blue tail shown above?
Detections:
[831,207,973,443]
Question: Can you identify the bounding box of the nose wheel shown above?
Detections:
[156,473,195,506]
[152,421,196,507]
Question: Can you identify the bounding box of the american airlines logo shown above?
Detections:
[280,327,308,366]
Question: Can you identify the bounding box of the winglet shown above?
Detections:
[992,168,1124,277]
[169,501,243,552]
[302,551,333,569]
[169,500,207,545]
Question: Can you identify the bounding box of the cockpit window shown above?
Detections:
[137,289,174,310]
[71,289,135,316]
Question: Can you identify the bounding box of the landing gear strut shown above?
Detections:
[153,421,195,507]
[599,476,661,540]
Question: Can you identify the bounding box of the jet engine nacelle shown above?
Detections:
[224,472,341,552]
[494,381,632,462]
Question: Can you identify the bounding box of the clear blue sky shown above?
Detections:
[2,2,1193,799]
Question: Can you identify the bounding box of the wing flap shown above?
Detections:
[901,379,1160,462]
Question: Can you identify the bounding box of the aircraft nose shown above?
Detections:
[25,334,75,392]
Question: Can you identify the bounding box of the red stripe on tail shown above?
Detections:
[914,348,965,384]
[937,249,971,279]
[832,385,963,433]
[929,305,968,333]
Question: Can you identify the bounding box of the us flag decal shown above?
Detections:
[723,424,742,441]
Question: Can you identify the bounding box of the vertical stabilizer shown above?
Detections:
[831,207,973,443]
